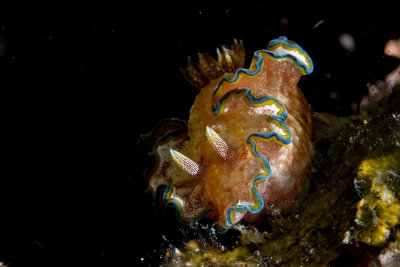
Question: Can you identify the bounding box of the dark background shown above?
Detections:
[2,2,399,266]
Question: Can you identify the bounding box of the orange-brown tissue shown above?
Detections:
[142,37,314,230]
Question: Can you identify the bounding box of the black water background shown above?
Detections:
[2,2,399,266]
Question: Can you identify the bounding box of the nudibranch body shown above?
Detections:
[143,37,314,229]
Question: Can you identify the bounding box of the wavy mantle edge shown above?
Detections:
[160,36,313,229]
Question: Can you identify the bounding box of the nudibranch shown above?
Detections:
[141,37,314,230]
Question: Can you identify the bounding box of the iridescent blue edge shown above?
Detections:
[214,89,292,227]
[267,36,314,74]
[160,37,313,230]
[212,36,314,100]
[162,185,211,227]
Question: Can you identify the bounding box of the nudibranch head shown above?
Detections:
[142,37,314,229]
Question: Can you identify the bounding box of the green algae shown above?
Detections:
[353,154,400,246]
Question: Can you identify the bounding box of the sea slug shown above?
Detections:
[141,37,314,230]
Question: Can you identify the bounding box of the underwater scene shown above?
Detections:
[15,2,400,266]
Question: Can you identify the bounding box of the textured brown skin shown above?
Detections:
[147,51,313,228]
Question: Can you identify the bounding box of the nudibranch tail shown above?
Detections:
[212,37,314,110]
[197,53,219,81]
[180,56,208,89]
[181,39,245,88]
[145,37,314,230]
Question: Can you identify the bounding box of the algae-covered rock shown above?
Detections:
[378,231,400,266]
[353,154,400,246]
[164,85,400,266]
[163,239,256,266]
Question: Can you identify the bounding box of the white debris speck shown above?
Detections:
[339,33,356,52]
[342,230,352,244]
